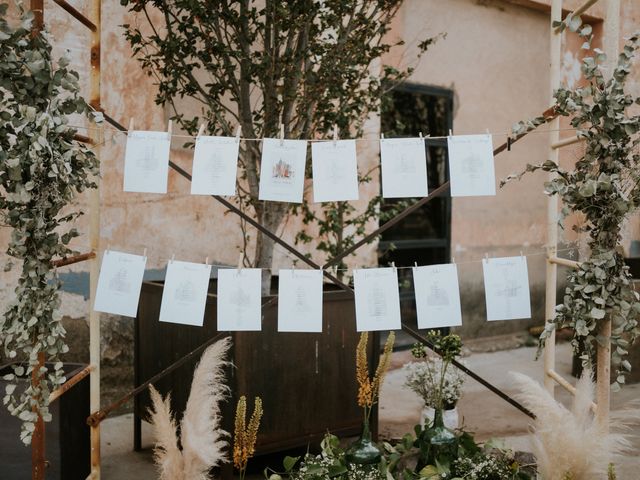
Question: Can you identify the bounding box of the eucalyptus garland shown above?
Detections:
[505,25,640,390]
[0,4,99,443]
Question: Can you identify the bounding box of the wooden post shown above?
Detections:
[31,352,46,480]
[543,0,563,395]
[88,0,102,477]
[29,3,46,478]
[596,0,620,434]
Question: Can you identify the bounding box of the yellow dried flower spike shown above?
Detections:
[233,395,263,479]
[233,396,247,470]
[356,331,395,408]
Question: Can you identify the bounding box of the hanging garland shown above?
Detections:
[505,25,640,390]
[0,4,99,443]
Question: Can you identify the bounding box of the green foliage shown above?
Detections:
[265,434,386,480]
[424,331,462,363]
[0,3,99,443]
[120,0,436,274]
[293,196,411,281]
[505,28,640,388]
[382,425,532,480]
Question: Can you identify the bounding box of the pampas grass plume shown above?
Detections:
[511,369,637,480]
[147,336,231,480]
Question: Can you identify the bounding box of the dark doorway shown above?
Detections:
[380,84,453,333]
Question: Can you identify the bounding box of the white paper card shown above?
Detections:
[412,264,462,329]
[482,256,531,321]
[159,260,212,327]
[217,268,262,331]
[93,250,147,317]
[380,137,428,198]
[277,269,323,332]
[191,135,240,196]
[354,267,401,331]
[123,130,171,193]
[311,140,359,202]
[447,134,496,197]
[258,138,308,203]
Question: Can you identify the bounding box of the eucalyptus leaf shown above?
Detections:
[0,5,98,444]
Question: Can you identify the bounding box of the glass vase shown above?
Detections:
[421,407,457,468]
[420,405,459,430]
[345,420,382,465]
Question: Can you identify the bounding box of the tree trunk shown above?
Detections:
[255,203,288,295]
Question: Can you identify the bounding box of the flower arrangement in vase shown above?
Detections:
[403,340,465,429]
[346,331,395,466]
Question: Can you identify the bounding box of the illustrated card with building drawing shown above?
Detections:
[123,130,171,193]
[159,260,212,327]
[447,134,496,197]
[311,139,359,202]
[258,138,308,203]
[277,269,323,332]
[412,263,462,329]
[94,250,147,317]
[191,135,240,196]
[380,137,428,198]
[217,268,262,331]
[353,267,401,331]
[482,256,531,321]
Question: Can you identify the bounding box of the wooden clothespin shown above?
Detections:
[235,125,242,143]
[414,261,419,268]
[332,124,338,146]
[197,124,205,138]
[448,129,453,137]
[380,133,385,140]
[419,132,423,139]
[236,251,244,270]
[391,261,396,271]
[128,118,134,133]
[205,256,210,266]
[452,256,456,264]
[279,123,285,146]
[484,253,489,262]
[171,253,176,263]
[167,119,173,136]
[485,128,490,136]
[143,248,147,258]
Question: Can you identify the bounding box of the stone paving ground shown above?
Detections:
[101,341,640,479]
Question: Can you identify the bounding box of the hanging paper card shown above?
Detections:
[447,134,496,197]
[354,267,401,331]
[277,269,323,332]
[412,264,462,329]
[93,250,147,317]
[123,130,171,193]
[159,260,212,327]
[217,268,262,331]
[258,138,308,203]
[380,137,428,198]
[482,256,531,321]
[311,140,359,202]
[191,135,240,196]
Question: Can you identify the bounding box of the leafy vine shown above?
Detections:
[0,4,99,443]
[505,24,640,390]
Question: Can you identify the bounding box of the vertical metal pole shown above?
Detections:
[88,0,102,477]
[544,0,563,395]
[596,0,620,434]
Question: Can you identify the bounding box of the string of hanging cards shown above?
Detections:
[92,117,588,202]
[91,243,579,333]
